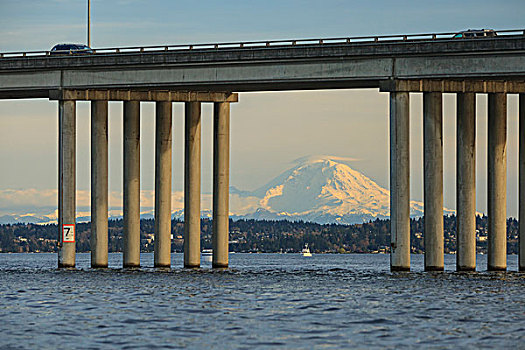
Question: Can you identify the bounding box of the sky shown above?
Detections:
[0,0,524,217]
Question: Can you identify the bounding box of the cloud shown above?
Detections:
[0,189,57,210]
[0,188,260,218]
[292,155,361,165]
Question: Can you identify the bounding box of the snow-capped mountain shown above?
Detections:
[234,156,439,224]
[0,156,453,225]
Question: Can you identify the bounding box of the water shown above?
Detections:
[0,253,523,349]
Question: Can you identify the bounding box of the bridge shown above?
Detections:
[1,30,525,271]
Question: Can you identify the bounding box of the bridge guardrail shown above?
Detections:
[1,29,524,59]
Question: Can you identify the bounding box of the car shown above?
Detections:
[453,29,497,39]
[50,43,93,55]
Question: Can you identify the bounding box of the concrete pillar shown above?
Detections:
[456,93,477,271]
[58,100,76,268]
[154,101,172,268]
[212,102,230,268]
[184,102,201,268]
[487,93,507,271]
[390,92,410,271]
[423,92,444,271]
[123,101,141,267]
[519,94,525,271]
[90,100,108,268]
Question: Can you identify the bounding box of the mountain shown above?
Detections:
[0,214,49,225]
[235,156,436,224]
[0,156,453,225]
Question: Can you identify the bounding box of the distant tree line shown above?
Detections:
[0,215,519,254]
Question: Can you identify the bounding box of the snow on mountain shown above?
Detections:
[0,156,454,225]
[237,155,438,224]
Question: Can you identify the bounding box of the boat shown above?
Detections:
[302,244,312,257]
[202,249,213,262]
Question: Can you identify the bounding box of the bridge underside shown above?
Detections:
[3,78,525,100]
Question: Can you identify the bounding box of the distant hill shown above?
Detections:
[0,216,520,255]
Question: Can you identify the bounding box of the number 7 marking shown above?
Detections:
[62,224,75,243]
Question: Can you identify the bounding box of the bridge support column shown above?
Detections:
[423,92,444,271]
[488,93,507,271]
[123,101,141,267]
[390,92,410,271]
[518,94,525,271]
[212,102,230,268]
[184,102,202,268]
[58,100,76,268]
[154,101,172,268]
[90,100,108,268]
[456,93,477,271]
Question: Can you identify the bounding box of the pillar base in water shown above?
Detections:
[487,266,506,272]
[425,266,444,272]
[154,263,171,268]
[212,263,228,268]
[123,263,140,268]
[457,266,476,272]
[58,263,75,268]
[391,266,410,272]
[91,263,108,269]
[184,263,200,268]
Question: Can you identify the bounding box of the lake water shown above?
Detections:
[0,253,523,349]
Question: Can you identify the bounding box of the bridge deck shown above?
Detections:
[0,32,524,98]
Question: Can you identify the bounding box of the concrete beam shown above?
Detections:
[123,101,141,268]
[3,36,524,71]
[154,101,172,268]
[380,80,525,93]
[58,100,76,268]
[1,38,524,92]
[390,92,410,271]
[2,38,525,97]
[487,93,507,271]
[184,102,202,268]
[212,102,230,268]
[49,90,238,102]
[423,92,444,271]
[90,100,108,268]
[3,36,523,72]
[456,93,477,271]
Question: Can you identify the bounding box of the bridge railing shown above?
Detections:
[1,29,524,59]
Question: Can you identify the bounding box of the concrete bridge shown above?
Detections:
[1,30,525,271]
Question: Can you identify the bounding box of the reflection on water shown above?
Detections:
[0,253,523,349]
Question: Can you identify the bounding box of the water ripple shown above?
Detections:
[0,253,523,349]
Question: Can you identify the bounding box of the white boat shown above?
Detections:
[302,244,312,257]
[202,249,213,262]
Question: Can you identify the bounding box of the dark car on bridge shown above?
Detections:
[50,44,93,55]
[453,29,497,38]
